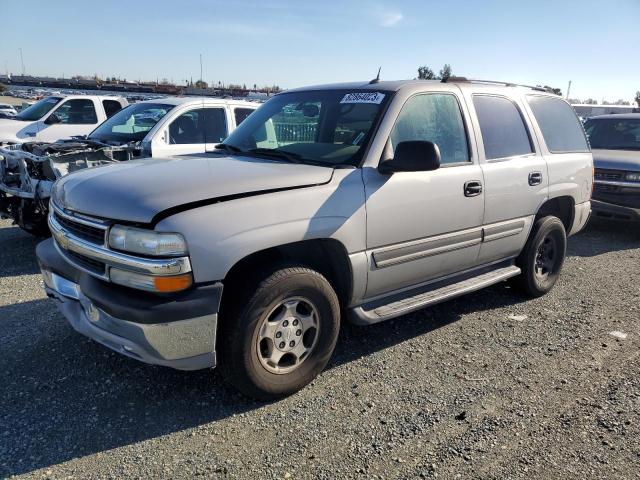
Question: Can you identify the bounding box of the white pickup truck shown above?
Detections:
[0,96,259,234]
[0,94,128,145]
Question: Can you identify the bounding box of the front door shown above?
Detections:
[36,98,99,142]
[153,107,228,157]
[364,92,485,298]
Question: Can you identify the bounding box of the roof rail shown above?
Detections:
[469,79,549,92]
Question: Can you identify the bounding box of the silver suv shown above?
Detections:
[37,79,593,399]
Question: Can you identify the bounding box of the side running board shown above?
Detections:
[351,265,521,325]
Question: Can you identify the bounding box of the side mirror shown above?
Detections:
[379,140,441,173]
[45,113,61,125]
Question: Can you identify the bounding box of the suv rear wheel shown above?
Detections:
[219,266,340,400]
[512,216,567,297]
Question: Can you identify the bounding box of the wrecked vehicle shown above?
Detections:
[0,95,128,145]
[0,97,259,234]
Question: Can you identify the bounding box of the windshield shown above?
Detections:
[584,118,640,150]
[15,96,62,121]
[88,102,174,143]
[221,90,391,167]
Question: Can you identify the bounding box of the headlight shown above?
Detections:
[110,268,193,293]
[108,225,187,257]
[626,172,640,182]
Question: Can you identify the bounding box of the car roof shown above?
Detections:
[135,96,259,107]
[585,113,640,120]
[53,94,125,101]
[283,79,559,97]
[285,79,432,93]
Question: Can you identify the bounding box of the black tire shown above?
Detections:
[219,266,340,400]
[511,216,567,297]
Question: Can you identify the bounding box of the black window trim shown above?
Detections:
[472,93,537,162]
[385,91,474,168]
[526,94,590,155]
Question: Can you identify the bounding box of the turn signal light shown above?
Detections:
[153,274,193,293]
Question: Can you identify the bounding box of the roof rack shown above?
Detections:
[441,77,549,92]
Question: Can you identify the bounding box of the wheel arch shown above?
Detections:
[221,238,354,311]
[535,195,575,233]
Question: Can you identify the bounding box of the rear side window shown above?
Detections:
[390,93,470,164]
[103,100,123,118]
[234,107,254,126]
[527,96,589,153]
[473,95,533,160]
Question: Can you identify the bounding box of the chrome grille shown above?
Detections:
[53,211,106,245]
[594,169,624,181]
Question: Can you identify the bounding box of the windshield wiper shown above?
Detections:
[247,148,303,164]
[213,143,243,154]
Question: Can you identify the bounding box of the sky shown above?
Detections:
[1,0,638,102]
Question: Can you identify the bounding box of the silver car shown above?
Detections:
[37,79,593,398]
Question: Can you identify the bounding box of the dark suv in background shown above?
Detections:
[585,114,640,222]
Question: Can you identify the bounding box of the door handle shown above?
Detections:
[528,171,543,186]
[464,180,483,197]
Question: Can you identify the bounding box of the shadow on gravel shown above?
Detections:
[0,223,42,278]
[0,282,524,477]
[568,218,640,258]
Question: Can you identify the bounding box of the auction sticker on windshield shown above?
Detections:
[340,92,385,104]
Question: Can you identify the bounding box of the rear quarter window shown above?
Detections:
[103,100,124,118]
[527,96,589,153]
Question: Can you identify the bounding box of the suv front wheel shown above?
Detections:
[219,266,340,400]
[512,215,567,297]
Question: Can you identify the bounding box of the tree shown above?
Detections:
[195,80,208,89]
[417,64,454,80]
[438,64,452,81]
[584,98,597,105]
[613,99,630,105]
[417,65,435,80]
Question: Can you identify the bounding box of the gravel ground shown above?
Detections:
[0,218,638,479]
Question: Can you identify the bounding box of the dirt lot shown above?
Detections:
[0,218,638,479]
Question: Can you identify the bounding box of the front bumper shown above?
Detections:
[591,199,640,222]
[37,238,222,371]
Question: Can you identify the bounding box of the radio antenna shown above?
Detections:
[369,67,381,84]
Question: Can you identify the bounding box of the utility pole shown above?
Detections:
[199,53,203,86]
[18,48,25,76]
[566,80,572,100]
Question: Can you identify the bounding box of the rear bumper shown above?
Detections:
[591,199,640,222]
[37,238,222,371]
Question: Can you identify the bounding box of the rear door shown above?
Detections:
[465,92,548,264]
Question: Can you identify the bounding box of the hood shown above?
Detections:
[53,154,334,224]
[0,118,36,143]
[592,149,640,172]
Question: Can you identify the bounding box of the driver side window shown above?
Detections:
[169,108,227,145]
[51,99,98,125]
[390,93,470,164]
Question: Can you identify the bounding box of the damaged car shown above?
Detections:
[0,97,258,235]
